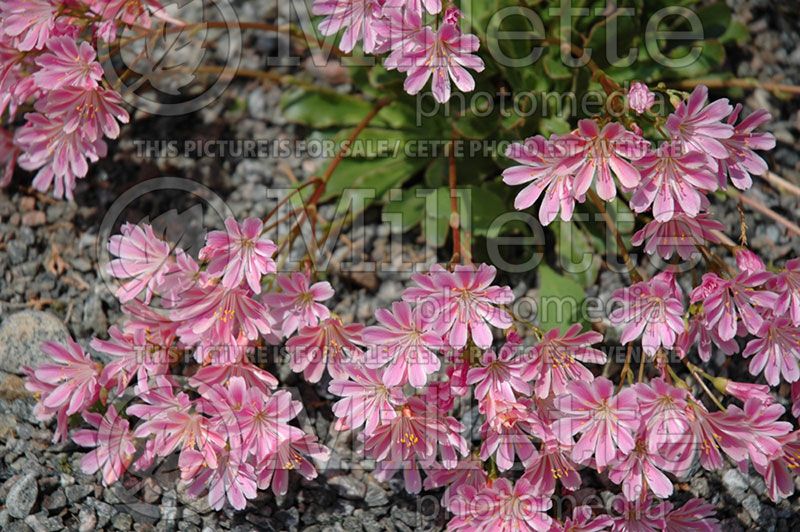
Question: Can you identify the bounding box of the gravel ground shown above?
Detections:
[1,1,800,530]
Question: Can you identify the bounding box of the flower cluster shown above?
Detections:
[312,0,483,103]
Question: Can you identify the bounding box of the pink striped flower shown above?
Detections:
[754,431,800,502]
[724,398,792,469]
[479,399,544,471]
[200,217,276,293]
[635,379,691,453]
[263,272,333,337]
[521,437,581,496]
[0,0,57,51]
[503,135,582,225]
[611,495,669,532]
[467,338,529,402]
[287,316,364,382]
[666,85,734,160]
[423,455,487,509]
[769,257,800,326]
[448,478,553,531]
[632,211,724,260]
[665,498,720,532]
[183,447,257,511]
[72,405,136,485]
[107,223,172,304]
[631,143,718,221]
[743,316,800,386]
[716,104,775,189]
[553,506,614,532]
[23,366,69,443]
[312,0,386,54]
[93,325,170,394]
[39,86,129,141]
[28,339,101,416]
[690,270,778,340]
[256,432,330,496]
[568,119,647,201]
[34,37,104,89]
[675,308,739,362]
[610,275,685,356]
[399,23,484,103]
[520,324,607,399]
[608,434,675,500]
[384,0,441,18]
[628,81,656,114]
[552,377,639,469]
[402,264,513,349]
[364,301,443,387]
[328,365,404,435]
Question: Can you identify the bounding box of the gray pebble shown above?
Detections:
[6,473,38,519]
[0,311,70,375]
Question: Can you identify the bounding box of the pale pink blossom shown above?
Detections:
[364,301,443,387]
[384,0,441,18]
[754,431,800,502]
[39,86,129,141]
[287,316,364,382]
[724,398,792,469]
[263,272,333,337]
[402,264,513,349]
[610,276,684,356]
[328,365,404,435]
[466,342,529,402]
[0,0,57,51]
[200,217,277,293]
[770,257,800,326]
[312,0,386,53]
[628,82,656,114]
[189,342,279,394]
[631,211,723,260]
[28,339,101,416]
[552,506,614,532]
[552,377,639,468]
[631,143,718,221]
[666,85,734,160]
[611,495,669,532]
[423,455,487,509]
[521,437,581,495]
[22,366,69,443]
[717,104,775,189]
[448,478,553,531]
[256,432,330,496]
[480,399,544,471]
[722,380,774,405]
[743,316,800,385]
[93,325,170,394]
[107,223,172,303]
[665,498,720,532]
[183,447,257,511]
[521,324,606,399]
[34,37,104,89]
[608,435,675,500]
[675,308,739,362]
[72,405,136,485]
[634,379,691,453]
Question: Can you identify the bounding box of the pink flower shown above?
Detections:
[423,455,487,509]
[72,405,136,485]
[690,270,778,340]
[675,308,739,362]
[448,478,553,531]
[521,437,581,495]
[716,104,775,189]
[287,316,364,382]
[402,264,513,349]
[23,366,69,443]
[610,276,684,356]
[399,23,484,103]
[608,435,675,500]
[770,257,800,326]
[743,316,800,385]
[666,85,734,160]
[631,143,718,221]
[665,498,720,532]
[0,0,57,51]
[679,401,747,471]
[552,506,614,532]
[634,379,691,453]
[183,447,257,511]
[628,82,656,114]
[631,211,723,260]
[107,223,172,303]
[87,0,163,28]
[39,86,129,141]
[256,432,330,496]
[263,272,332,337]
[480,399,544,471]
[312,0,386,53]
[611,495,669,532]
[189,344,279,394]
[34,37,104,89]
[722,380,774,405]
[552,377,639,469]
[328,364,404,435]
[503,135,582,225]
[521,324,607,399]
[364,301,443,387]
[467,343,529,402]
[568,119,647,201]
[384,0,441,18]
[723,398,792,470]
[28,339,101,416]
[199,217,276,293]
[754,431,800,502]
[93,325,169,394]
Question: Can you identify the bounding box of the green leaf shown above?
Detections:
[537,264,588,332]
[321,156,428,205]
[552,221,602,287]
[280,88,375,128]
[382,187,427,232]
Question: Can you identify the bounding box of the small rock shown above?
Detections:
[65,484,93,504]
[364,481,388,507]
[742,493,761,522]
[326,475,366,500]
[21,212,46,227]
[7,240,27,265]
[6,473,39,519]
[722,468,749,501]
[78,506,97,532]
[24,513,63,532]
[42,489,66,512]
[111,512,134,531]
[85,498,115,528]
[0,311,70,375]
[0,412,18,439]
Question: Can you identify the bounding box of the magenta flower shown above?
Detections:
[480,399,544,471]
[521,437,581,495]
[716,104,775,189]
[0,0,57,51]
[402,264,513,349]
[312,0,386,53]
[263,272,333,337]
[754,432,800,502]
[467,344,529,402]
[23,366,69,443]
[608,435,675,500]
[665,498,720,532]
[631,143,718,221]
[106,223,172,303]
[628,81,656,114]
[93,325,169,394]
[521,324,607,399]
[39,86,129,141]
[770,257,800,326]
[611,495,669,532]
[28,338,101,416]
[200,217,277,293]
[502,135,582,225]
[610,276,685,356]
[552,377,639,468]
[690,270,778,340]
[632,211,724,260]
[724,398,792,469]
[72,406,136,485]
[384,0,441,18]
[184,448,257,511]
[553,506,614,532]
[34,37,104,89]
[328,364,404,435]
[743,316,800,386]
[400,23,484,103]
[256,432,330,496]
[569,119,647,201]
[364,301,443,387]
[675,308,739,362]
[448,478,553,531]
[680,401,748,472]
[423,456,487,509]
[666,85,734,160]
[635,379,691,453]
[723,380,774,405]
[287,316,365,382]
